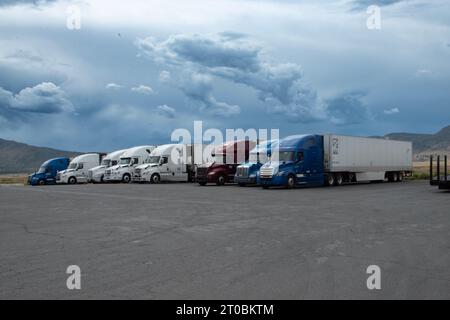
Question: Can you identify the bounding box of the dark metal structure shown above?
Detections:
[430,155,450,190]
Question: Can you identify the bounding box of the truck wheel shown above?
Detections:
[326,174,335,186]
[398,172,403,182]
[151,174,160,184]
[335,174,344,186]
[262,185,269,189]
[68,177,77,184]
[122,174,131,183]
[392,172,399,182]
[38,179,45,186]
[238,183,246,187]
[348,173,356,183]
[286,174,296,189]
[216,175,226,186]
[199,181,207,186]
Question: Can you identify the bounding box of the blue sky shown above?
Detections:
[0,0,449,151]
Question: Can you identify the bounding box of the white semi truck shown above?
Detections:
[104,145,156,183]
[56,153,105,184]
[132,144,212,183]
[88,149,128,183]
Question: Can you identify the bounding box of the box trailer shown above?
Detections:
[260,134,412,188]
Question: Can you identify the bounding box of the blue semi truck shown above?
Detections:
[234,140,277,186]
[259,134,413,189]
[28,157,70,186]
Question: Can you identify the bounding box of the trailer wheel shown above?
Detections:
[238,183,246,187]
[262,185,269,189]
[68,176,77,184]
[335,174,344,186]
[392,172,399,182]
[216,174,226,186]
[286,174,296,189]
[150,173,161,184]
[325,174,335,186]
[398,172,403,182]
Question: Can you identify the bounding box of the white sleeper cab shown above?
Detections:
[56,153,105,184]
[88,149,128,183]
[133,144,210,183]
[103,145,156,183]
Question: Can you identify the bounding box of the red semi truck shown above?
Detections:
[196,140,256,186]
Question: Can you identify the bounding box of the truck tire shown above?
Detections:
[348,173,355,183]
[216,174,226,186]
[150,174,161,184]
[198,181,207,186]
[325,174,335,186]
[262,185,269,189]
[68,177,77,184]
[335,173,344,186]
[238,183,246,187]
[38,179,45,186]
[286,174,296,189]
[122,174,131,183]
[398,172,403,182]
[392,172,399,182]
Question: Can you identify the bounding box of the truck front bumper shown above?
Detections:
[260,175,286,187]
[234,175,257,185]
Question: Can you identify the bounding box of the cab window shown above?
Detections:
[78,163,84,169]
[297,152,304,162]
[133,157,139,164]
[161,157,169,164]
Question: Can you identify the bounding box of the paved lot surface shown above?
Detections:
[0,181,449,299]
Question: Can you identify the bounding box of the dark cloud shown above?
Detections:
[325,92,371,126]
[351,0,406,10]
[156,104,176,118]
[0,82,73,115]
[0,0,57,6]
[137,33,323,121]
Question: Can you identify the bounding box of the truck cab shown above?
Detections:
[260,135,324,188]
[133,144,195,183]
[56,153,105,184]
[196,140,256,186]
[235,140,277,186]
[88,149,127,183]
[28,157,70,186]
[104,145,156,183]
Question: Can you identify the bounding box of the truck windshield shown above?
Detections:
[68,163,77,169]
[119,158,131,165]
[148,156,160,164]
[37,166,47,174]
[101,159,111,167]
[276,151,295,162]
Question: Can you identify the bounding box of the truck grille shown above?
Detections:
[134,168,141,177]
[260,167,273,179]
[56,173,61,181]
[236,166,249,177]
[88,171,93,180]
[105,169,111,175]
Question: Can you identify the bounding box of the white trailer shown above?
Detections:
[57,153,105,184]
[104,145,156,183]
[88,149,128,183]
[323,134,413,184]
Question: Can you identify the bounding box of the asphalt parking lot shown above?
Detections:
[0,181,449,299]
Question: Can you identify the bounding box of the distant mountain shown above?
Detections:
[0,138,82,174]
[383,125,450,160]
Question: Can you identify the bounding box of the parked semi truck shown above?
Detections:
[57,153,105,184]
[88,149,128,183]
[196,140,256,186]
[28,157,70,186]
[132,144,209,183]
[260,134,412,189]
[104,145,156,183]
[235,140,278,186]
